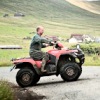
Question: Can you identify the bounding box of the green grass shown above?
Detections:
[0,49,29,66]
[0,0,99,18]
[0,0,100,66]
[85,55,100,66]
[0,81,13,100]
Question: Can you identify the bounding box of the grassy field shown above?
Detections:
[85,55,100,66]
[0,0,100,66]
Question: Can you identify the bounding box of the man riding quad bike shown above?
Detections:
[11,26,85,87]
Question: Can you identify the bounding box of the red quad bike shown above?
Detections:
[11,43,85,87]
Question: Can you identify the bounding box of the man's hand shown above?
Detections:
[49,41,55,46]
[45,44,49,47]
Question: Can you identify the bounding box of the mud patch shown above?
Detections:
[11,83,46,100]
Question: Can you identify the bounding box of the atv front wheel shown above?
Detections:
[16,68,40,87]
[60,63,81,82]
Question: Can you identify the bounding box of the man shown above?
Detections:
[29,26,52,72]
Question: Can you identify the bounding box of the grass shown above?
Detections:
[0,42,100,66]
[0,0,99,18]
[0,81,13,100]
[0,0,100,66]
[85,55,100,66]
[0,49,29,66]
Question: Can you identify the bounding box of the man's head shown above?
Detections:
[36,26,44,36]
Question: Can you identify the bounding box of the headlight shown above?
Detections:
[75,58,80,63]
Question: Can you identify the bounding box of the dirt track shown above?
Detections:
[0,66,100,100]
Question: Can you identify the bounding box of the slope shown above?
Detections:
[66,0,100,14]
[0,0,100,20]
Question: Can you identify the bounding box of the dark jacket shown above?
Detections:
[30,34,50,53]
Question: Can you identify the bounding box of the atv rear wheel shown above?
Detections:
[60,63,81,82]
[16,68,40,87]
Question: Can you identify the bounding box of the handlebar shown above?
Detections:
[49,41,56,46]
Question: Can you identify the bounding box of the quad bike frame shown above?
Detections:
[11,43,85,87]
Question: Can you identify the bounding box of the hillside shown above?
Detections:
[66,0,100,14]
[0,0,100,39]
[0,0,100,20]
[0,0,100,44]
[89,1,100,13]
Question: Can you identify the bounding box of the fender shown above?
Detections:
[60,53,77,58]
[12,58,42,74]
[56,53,78,76]
[13,58,36,65]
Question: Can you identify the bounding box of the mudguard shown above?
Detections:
[60,53,77,58]
[12,58,42,74]
[13,58,36,66]
[60,52,85,65]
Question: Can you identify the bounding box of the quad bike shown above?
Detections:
[11,42,85,87]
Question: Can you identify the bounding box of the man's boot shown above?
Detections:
[41,58,47,72]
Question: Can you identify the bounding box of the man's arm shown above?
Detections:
[41,37,51,44]
[41,43,49,48]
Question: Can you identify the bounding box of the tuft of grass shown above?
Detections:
[0,81,13,100]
